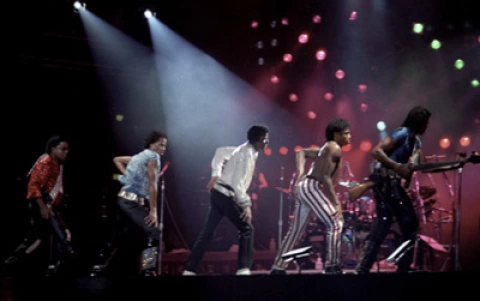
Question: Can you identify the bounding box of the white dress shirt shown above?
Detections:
[212,142,258,208]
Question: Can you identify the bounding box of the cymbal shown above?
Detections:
[275,187,291,194]
[338,181,360,188]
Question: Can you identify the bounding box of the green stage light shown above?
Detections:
[413,23,424,34]
[454,59,464,70]
[472,79,479,88]
[431,39,441,50]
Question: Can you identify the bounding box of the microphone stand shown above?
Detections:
[157,173,167,275]
[278,165,284,250]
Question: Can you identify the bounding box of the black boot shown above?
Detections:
[355,241,380,274]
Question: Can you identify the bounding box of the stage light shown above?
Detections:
[256,41,264,49]
[279,147,289,156]
[335,69,345,79]
[454,59,464,70]
[431,39,441,50]
[144,9,155,19]
[264,148,272,156]
[289,93,298,102]
[459,136,471,147]
[283,53,293,63]
[439,138,451,149]
[358,84,367,93]
[313,15,321,23]
[471,79,479,88]
[360,140,372,152]
[251,20,258,28]
[257,57,265,65]
[413,23,424,34]
[271,39,278,47]
[324,92,334,101]
[307,111,317,120]
[281,17,289,26]
[349,11,357,21]
[315,49,326,61]
[116,115,124,121]
[298,33,309,44]
[294,145,302,152]
[360,103,368,112]
[376,121,386,131]
[342,144,352,152]
[270,75,279,84]
[73,1,86,12]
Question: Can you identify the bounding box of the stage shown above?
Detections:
[1,271,475,301]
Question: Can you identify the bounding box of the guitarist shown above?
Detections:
[355,106,431,274]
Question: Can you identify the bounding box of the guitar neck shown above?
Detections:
[411,160,463,172]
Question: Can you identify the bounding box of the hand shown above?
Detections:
[65,229,72,242]
[294,174,306,187]
[240,206,252,224]
[144,210,158,227]
[40,205,50,220]
[206,176,219,192]
[395,163,412,178]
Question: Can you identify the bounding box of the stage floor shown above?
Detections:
[1,271,476,301]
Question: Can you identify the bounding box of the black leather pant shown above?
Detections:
[356,176,419,273]
[3,200,74,275]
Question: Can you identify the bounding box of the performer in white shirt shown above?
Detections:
[183,125,270,276]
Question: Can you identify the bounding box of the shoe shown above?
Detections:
[235,268,251,276]
[182,270,196,276]
[270,268,286,275]
[323,265,344,275]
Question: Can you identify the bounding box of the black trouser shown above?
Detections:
[355,175,419,273]
[185,189,254,273]
[4,200,74,275]
[116,197,160,274]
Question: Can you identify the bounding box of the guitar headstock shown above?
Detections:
[468,151,480,164]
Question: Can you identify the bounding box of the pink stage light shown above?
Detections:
[298,33,309,44]
[360,103,368,112]
[307,111,317,119]
[439,138,451,149]
[313,15,322,23]
[360,140,372,152]
[279,146,289,156]
[349,11,357,21]
[289,93,298,102]
[281,17,289,25]
[459,136,471,147]
[342,144,352,152]
[324,92,334,101]
[270,75,279,84]
[264,147,272,156]
[335,69,345,79]
[315,50,327,61]
[358,84,367,93]
[251,21,258,28]
[283,53,293,63]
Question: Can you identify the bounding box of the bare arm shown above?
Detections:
[315,143,342,209]
[294,147,320,185]
[113,156,132,175]
[145,160,159,227]
[371,137,411,178]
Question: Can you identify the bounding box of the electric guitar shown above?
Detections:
[348,151,480,201]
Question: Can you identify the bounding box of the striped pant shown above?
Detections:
[272,177,343,269]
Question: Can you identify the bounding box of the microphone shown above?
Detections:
[160,161,171,177]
